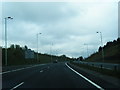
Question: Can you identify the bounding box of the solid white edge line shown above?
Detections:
[10,82,24,90]
[65,63,104,90]
[1,64,46,75]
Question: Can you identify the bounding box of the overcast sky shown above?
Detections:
[1,0,119,58]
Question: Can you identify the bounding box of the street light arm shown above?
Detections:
[8,17,13,19]
[5,17,13,20]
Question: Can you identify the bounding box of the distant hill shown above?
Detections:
[85,38,120,63]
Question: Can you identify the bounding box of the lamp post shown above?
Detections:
[56,50,58,61]
[50,43,53,63]
[5,17,13,66]
[37,33,41,62]
[96,31,104,62]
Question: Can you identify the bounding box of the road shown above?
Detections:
[2,62,117,89]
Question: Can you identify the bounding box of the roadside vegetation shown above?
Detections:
[2,45,73,66]
[77,38,120,64]
[2,38,120,66]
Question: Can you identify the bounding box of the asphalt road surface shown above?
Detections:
[2,62,114,89]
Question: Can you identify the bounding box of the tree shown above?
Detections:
[10,44,15,49]
[117,38,120,42]
[61,55,66,58]
[78,56,83,61]
[15,45,20,50]
[98,46,102,52]
[24,45,28,50]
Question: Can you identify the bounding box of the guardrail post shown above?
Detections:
[92,64,94,67]
[114,65,117,71]
[100,64,103,69]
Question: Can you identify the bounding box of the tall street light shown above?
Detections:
[96,31,104,62]
[55,50,58,61]
[37,33,41,63]
[4,17,13,66]
[50,42,53,63]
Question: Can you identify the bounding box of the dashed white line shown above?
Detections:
[11,68,25,72]
[10,82,24,90]
[65,63,104,90]
[1,64,46,75]
[40,70,43,72]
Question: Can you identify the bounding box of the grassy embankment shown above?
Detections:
[85,39,120,64]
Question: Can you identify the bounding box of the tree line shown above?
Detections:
[85,38,120,63]
[2,44,73,66]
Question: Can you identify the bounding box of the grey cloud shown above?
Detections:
[3,2,79,24]
[1,2,118,58]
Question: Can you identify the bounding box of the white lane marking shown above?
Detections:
[12,68,25,72]
[102,67,112,70]
[0,71,11,74]
[1,64,46,75]
[40,70,43,72]
[65,63,104,90]
[10,82,24,90]
[48,66,49,69]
